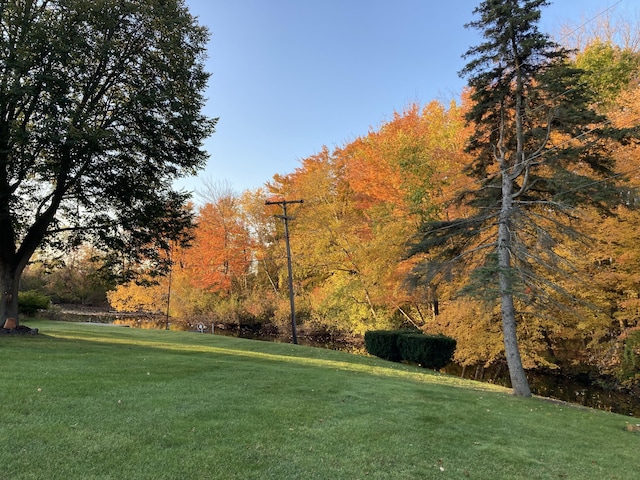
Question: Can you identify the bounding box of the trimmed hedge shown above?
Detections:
[397,333,456,370]
[364,329,456,370]
[364,329,408,362]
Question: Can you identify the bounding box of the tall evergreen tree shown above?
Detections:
[409,0,636,396]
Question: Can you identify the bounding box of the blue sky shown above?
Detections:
[179,0,635,195]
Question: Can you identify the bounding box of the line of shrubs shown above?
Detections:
[364,329,456,370]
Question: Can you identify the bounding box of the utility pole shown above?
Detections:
[265,198,303,344]
[165,264,172,330]
[165,242,173,331]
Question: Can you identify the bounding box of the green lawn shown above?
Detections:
[1,320,638,480]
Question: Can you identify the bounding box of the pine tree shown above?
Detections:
[409,0,637,396]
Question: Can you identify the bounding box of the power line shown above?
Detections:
[476,0,627,144]
[277,3,637,241]
[554,0,624,45]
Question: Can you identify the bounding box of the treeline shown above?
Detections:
[107,99,470,338]
[25,30,640,389]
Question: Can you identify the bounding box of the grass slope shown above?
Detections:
[1,320,639,480]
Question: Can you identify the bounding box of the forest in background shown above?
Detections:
[22,16,640,392]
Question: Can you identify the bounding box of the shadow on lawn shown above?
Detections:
[23,322,497,395]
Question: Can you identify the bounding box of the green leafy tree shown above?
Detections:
[44,247,115,306]
[0,0,216,325]
[575,40,640,107]
[410,0,636,396]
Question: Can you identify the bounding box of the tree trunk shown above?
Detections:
[498,171,532,397]
[500,282,531,396]
[1,264,20,327]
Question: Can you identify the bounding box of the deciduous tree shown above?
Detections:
[186,183,253,296]
[265,102,468,336]
[0,0,215,325]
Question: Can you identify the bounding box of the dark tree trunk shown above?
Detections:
[1,264,20,326]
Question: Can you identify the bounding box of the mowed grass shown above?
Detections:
[1,320,639,480]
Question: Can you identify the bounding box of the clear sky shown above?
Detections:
[178,0,636,195]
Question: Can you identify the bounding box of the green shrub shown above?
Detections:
[18,290,50,316]
[620,330,640,385]
[364,330,408,362]
[397,333,456,370]
[364,328,456,369]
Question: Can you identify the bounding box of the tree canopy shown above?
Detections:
[0,0,216,324]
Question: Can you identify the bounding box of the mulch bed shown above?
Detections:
[0,325,39,335]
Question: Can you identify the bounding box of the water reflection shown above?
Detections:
[527,371,640,417]
[442,364,640,418]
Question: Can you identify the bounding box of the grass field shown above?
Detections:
[1,319,639,479]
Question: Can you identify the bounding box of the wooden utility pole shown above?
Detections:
[265,198,303,344]
[165,242,173,330]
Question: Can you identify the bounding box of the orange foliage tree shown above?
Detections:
[184,192,253,296]
[264,101,470,335]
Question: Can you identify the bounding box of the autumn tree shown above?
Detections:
[266,146,397,335]
[266,149,353,332]
[107,276,170,316]
[107,241,211,322]
[0,0,215,325]
[410,0,636,396]
[263,102,468,336]
[186,182,253,296]
[339,102,471,327]
[109,183,258,324]
[555,80,640,379]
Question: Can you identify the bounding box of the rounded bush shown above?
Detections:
[18,290,51,316]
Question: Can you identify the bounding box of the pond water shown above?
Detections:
[442,364,640,417]
[526,371,640,417]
